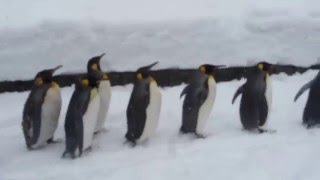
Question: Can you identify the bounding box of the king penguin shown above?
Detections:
[232,62,273,133]
[126,62,161,145]
[22,65,63,149]
[180,64,224,138]
[87,53,112,133]
[294,71,320,128]
[62,71,103,159]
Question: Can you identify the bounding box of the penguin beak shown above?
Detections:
[51,65,63,75]
[99,53,106,58]
[138,61,159,72]
[215,65,226,69]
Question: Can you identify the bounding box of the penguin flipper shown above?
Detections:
[259,97,268,127]
[294,80,314,102]
[180,85,190,99]
[232,85,244,104]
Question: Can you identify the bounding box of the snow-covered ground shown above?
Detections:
[1,71,320,180]
[1,0,320,80]
[1,1,320,179]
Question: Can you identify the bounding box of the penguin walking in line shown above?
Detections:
[22,65,63,149]
[294,71,320,128]
[126,62,161,146]
[180,64,224,138]
[87,53,112,134]
[62,72,103,159]
[232,62,273,133]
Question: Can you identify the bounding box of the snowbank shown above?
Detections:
[1,0,320,80]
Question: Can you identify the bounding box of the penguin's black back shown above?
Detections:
[180,71,209,133]
[22,84,51,147]
[240,69,267,129]
[64,84,90,155]
[303,73,320,126]
[126,79,150,142]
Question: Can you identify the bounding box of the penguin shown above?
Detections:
[232,62,273,133]
[294,71,320,128]
[180,64,224,138]
[125,62,161,145]
[22,65,63,149]
[87,53,112,133]
[62,74,102,159]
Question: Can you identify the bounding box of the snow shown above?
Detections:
[1,1,320,179]
[1,0,320,80]
[1,71,320,180]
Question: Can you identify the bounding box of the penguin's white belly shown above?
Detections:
[95,80,111,132]
[33,87,61,148]
[83,88,100,150]
[196,77,216,134]
[263,75,272,127]
[137,81,161,143]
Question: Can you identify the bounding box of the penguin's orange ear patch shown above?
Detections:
[91,64,98,70]
[199,66,206,73]
[137,73,143,80]
[35,77,43,85]
[258,63,263,70]
[81,79,89,86]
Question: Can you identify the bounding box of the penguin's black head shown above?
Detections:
[87,53,105,73]
[136,62,158,81]
[257,61,272,73]
[199,64,225,75]
[34,65,62,85]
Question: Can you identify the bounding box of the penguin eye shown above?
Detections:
[91,64,98,70]
[81,79,89,86]
[35,77,43,85]
[199,66,206,73]
[137,73,143,80]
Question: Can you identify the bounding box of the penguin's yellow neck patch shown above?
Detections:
[81,79,89,86]
[51,81,59,88]
[258,64,263,70]
[103,74,109,80]
[199,66,206,73]
[137,73,143,80]
[91,64,98,70]
[266,72,270,78]
[35,77,43,85]
[90,88,98,99]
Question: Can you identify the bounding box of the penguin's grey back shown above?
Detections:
[180,71,209,133]
[239,69,267,129]
[126,79,150,141]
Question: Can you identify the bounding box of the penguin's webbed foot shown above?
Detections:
[61,151,77,160]
[124,140,136,148]
[47,137,63,144]
[257,128,277,134]
[195,133,207,139]
[94,128,109,135]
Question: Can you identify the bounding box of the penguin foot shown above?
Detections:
[61,151,77,160]
[47,138,63,144]
[84,146,93,153]
[305,122,320,129]
[124,140,136,148]
[257,128,277,134]
[195,133,207,139]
